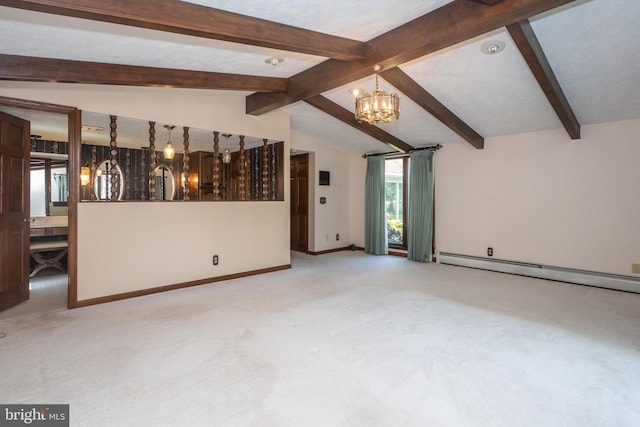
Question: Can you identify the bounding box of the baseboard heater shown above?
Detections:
[437,252,640,294]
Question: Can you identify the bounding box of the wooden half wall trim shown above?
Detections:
[74,264,292,308]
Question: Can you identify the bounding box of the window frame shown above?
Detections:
[385,156,408,250]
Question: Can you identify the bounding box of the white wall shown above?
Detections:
[290,131,356,252]
[349,155,367,248]
[1,82,291,301]
[435,119,640,277]
[77,201,289,300]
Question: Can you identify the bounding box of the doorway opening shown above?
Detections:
[0,96,80,315]
[290,153,309,253]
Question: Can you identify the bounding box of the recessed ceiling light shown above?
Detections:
[81,125,104,132]
[349,88,364,97]
[264,57,284,66]
[480,40,506,55]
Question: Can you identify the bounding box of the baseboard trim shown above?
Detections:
[307,246,352,255]
[74,264,292,308]
[306,246,415,258]
[438,252,640,294]
[388,250,407,258]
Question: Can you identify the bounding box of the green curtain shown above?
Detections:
[365,156,388,255]
[53,174,68,202]
[407,150,434,262]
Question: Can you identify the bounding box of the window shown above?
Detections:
[385,157,408,248]
[29,157,68,217]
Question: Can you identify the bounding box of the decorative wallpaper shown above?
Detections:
[32,137,282,201]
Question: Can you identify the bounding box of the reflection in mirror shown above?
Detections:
[93,160,125,201]
[30,151,69,216]
[154,165,175,200]
[79,111,284,202]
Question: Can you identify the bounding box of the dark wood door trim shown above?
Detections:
[290,153,309,253]
[0,95,80,308]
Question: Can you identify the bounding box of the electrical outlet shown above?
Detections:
[336,234,340,241]
[632,263,640,274]
[212,255,219,266]
[326,235,329,242]
[487,247,493,257]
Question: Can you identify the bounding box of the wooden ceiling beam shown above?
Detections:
[304,95,414,153]
[379,68,484,149]
[247,0,576,115]
[474,0,505,5]
[0,54,288,92]
[507,19,580,139]
[0,0,365,61]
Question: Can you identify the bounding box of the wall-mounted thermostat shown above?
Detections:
[319,170,330,186]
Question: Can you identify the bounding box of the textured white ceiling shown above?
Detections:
[1,0,639,155]
[0,6,324,77]
[530,0,640,125]
[182,0,452,41]
[398,29,564,138]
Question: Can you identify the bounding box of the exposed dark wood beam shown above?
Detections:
[247,0,575,115]
[474,0,505,5]
[0,0,365,61]
[507,19,580,139]
[379,68,484,149]
[0,54,288,92]
[304,95,414,153]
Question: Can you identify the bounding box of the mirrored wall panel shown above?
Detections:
[22,110,284,202]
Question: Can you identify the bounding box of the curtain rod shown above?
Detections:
[362,144,442,158]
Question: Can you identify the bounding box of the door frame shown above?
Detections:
[290,153,309,253]
[0,96,81,308]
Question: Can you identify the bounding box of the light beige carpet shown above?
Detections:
[1,251,639,426]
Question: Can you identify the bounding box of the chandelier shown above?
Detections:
[355,65,400,124]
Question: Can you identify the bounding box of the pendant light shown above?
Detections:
[222,133,232,164]
[163,124,176,160]
[80,166,91,185]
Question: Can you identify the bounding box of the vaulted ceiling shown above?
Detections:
[1,0,639,155]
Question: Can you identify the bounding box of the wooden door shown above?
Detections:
[0,111,30,311]
[290,154,308,252]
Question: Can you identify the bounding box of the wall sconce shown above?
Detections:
[80,166,91,186]
[164,124,176,160]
